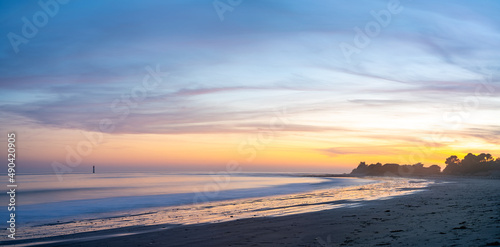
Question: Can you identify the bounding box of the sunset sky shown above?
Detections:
[1,0,499,173]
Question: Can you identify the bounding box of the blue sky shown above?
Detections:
[1,0,499,172]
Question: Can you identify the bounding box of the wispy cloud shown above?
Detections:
[0,0,499,169]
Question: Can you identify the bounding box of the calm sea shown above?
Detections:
[1,172,374,227]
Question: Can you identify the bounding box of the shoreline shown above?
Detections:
[4,177,423,246]
[9,176,382,240]
[5,177,499,246]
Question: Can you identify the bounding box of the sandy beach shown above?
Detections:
[3,1,499,246]
[6,177,499,247]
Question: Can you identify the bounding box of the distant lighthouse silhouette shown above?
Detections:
[93,166,95,174]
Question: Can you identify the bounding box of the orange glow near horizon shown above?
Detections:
[7,124,499,173]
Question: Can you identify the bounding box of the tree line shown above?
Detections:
[350,153,500,176]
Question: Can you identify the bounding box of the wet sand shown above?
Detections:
[7,178,500,247]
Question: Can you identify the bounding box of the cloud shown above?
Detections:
[0,0,499,144]
[348,99,413,106]
[317,146,401,157]
[453,126,500,145]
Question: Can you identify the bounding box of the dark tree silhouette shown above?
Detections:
[428,165,441,174]
[351,153,499,177]
[442,153,500,175]
[443,155,462,175]
[351,162,441,176]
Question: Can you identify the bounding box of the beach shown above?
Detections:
[3,1,499,246]
[1,173,380,240]
[6,177,499,247]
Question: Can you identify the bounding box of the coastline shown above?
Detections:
[4,177,499,246]
[7,176,381,241]
[3,177,419,245]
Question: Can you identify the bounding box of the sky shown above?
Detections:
[0,0,499,174]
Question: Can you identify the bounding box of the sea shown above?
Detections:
[0,172,429,243]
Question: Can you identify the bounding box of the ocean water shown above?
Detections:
[0,172,429,241]
[2,173,372,224]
